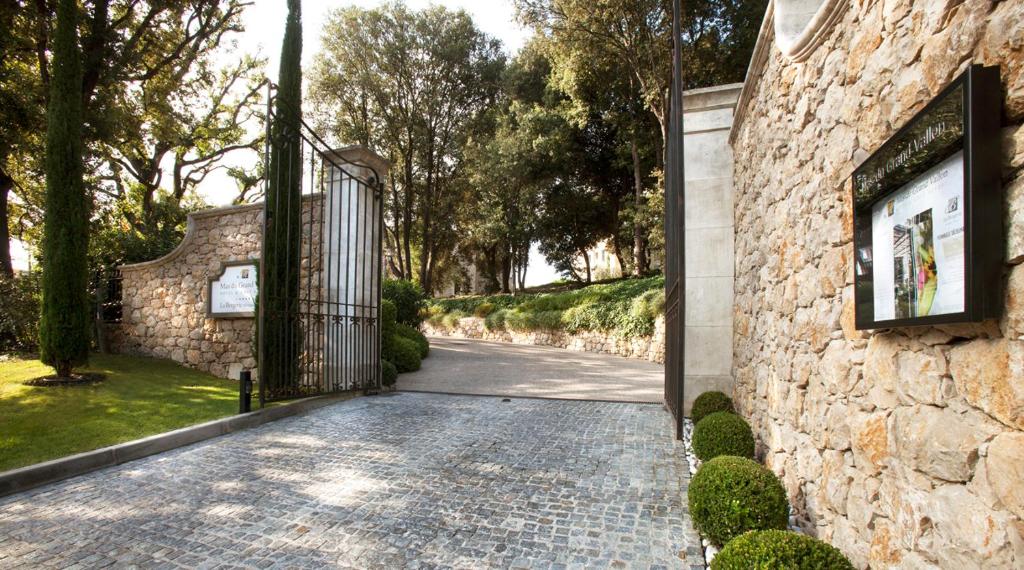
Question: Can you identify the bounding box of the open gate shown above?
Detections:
[664,0,686,438]
[258,85,385,404]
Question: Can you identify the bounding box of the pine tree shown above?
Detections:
[261,0,303,395]
[39,0,91,378]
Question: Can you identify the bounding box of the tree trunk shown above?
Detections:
[0,168,14,277]
[500,246,512,294]
[583,250,592,284]
[631,136,648,276]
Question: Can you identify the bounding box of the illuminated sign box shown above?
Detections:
[852,65,1002,330]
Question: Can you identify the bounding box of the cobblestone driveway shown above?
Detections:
[0,393,702,569]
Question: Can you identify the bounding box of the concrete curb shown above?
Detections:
[0,392,357,499]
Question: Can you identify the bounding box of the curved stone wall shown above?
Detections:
[109,203,263,379]
[422,316,665,364]
[730,2,1024,567]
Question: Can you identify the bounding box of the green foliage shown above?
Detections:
[473,302,496,318]
[381,359,398,387]
[383,279,427,327]
[390,335,422,373]
[427,276,664,338]
[380,299,398,362]
[0,272,41,353]
[712,530,855,570]
[692,412,755,461]
[260,0,304,395]
[396,323,429,358]
[442,310,470,329]
[691,391,735,424]
[39,0,90,377]
[688,456,790,547]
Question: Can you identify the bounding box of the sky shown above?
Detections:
[14,0,561,286]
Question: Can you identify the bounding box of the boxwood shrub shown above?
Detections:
[711,530,854,570]
[691,390,734,424]
[381,359,398,387]
[383,279,426,327]
[692,411,755,461]
[688,456,789,546]
[396,323,429,358]
[390,335,422,372]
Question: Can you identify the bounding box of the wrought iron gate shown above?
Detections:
[258,85,384,404]
[664,0,686,439]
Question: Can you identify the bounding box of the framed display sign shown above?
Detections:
[207,260,259,318]
[852,65,1003,330]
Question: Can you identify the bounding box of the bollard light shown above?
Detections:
[239,370,253,414]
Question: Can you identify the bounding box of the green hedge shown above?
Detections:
[396,323,429,358]
[381,359,398,387]
[390,335,422,372]
[688,456,789,547]
[0,273,41,353]
[428,276,665,338]
[711,530,854,570]
[692,412,755,461]
[383,279,426,327]
[691,391,734,424]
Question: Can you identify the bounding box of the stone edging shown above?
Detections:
[0,393,356,498]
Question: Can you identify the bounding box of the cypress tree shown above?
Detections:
[261,0,303,395]
[39,0,91,378]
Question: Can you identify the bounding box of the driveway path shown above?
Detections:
[399,337,664,403]
[0,393,701,569]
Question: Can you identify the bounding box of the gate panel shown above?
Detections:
[664,0,686,438]
[259,87,384,404]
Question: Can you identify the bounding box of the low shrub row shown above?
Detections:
[380,279,430,386]
[425,276,666,339]
[688,391,854,569]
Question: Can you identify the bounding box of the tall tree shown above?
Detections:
[260,0,303,392]
[39,0,90,378]
[309,4,504,293]
[1,1,257,273]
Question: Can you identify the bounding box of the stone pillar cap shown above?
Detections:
[324,145,391,183]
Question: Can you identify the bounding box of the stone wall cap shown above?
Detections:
[683,83,744,112]
[323,145,391,183]
[729,2,776,144]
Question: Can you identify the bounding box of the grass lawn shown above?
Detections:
[0,353,238,472]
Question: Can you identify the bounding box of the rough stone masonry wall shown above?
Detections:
[111,204,263,379]
[731,2,1024,568]
[422,317,665,363]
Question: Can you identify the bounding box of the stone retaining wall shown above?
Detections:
[422,317,665,363]
[730,2,1024,568]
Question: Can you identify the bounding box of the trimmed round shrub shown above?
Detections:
[381,299,397,339]
[692,411,755,461]
[688,456,789,547]
[383,279,426,327]
[396,323,429,358]
[389,335,422,372]
[711,530,854,570]
[691,390,734,424]
[381,359,398,387]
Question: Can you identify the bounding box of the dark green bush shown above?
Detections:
[390,335,421,372]
[381,299,397,337]
[0,272,41,353]
[711,530,854,570]
[396,323,429,358]
[691,390,734,424]
[484,308,507,331]
[381,359,398,387]
[383,279,426,327]
[692,411,755,461]
[688,456,789,546]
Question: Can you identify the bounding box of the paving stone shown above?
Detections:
[0,393,702,569]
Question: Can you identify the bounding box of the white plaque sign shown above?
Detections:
[208,261,258,317]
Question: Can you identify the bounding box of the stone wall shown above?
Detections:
[110,204,263,379]
[730,1,1024,568]
[422,317,665,363]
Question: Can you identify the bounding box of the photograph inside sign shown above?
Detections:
[870,150,966,321]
